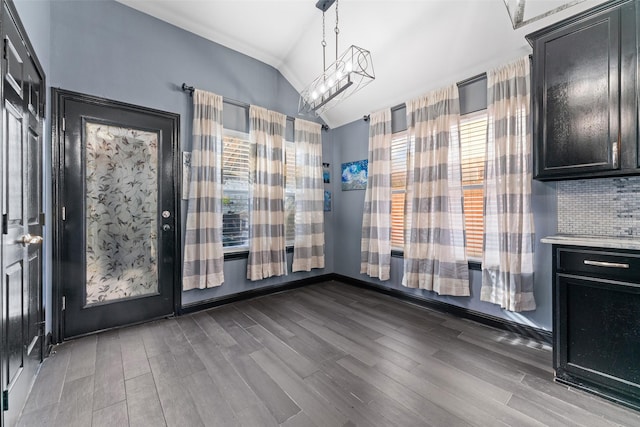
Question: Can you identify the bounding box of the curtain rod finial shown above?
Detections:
[181,83,195,96]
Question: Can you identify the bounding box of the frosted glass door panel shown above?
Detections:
[85,122,158,305]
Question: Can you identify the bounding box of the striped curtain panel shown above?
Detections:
[481,56,536,312]
[402,85,470,295]
[292,119,325,272]
[360,109,392,281]
[183,90,224,290]
[247,105,287,281]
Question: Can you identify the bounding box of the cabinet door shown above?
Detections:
[554,274,640,406]
[533,8,620,179]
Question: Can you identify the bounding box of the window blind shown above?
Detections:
[460,111,487,259]
[284,139,296,246]
[222,132,250,249]
[389,112,487,258]
[391,132,407,250]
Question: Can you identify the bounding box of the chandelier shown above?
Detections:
[298,0,375,116]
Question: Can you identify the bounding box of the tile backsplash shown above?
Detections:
[557,177,640,237]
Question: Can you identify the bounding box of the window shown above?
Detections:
[284,139,296,247]
[389,111,487,259]
[222,130,250,251]
[391,132,407,250]
[460,111,487,259]
[221,129,296,252]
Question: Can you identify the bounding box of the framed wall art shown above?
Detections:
[341,159,368,191]
[323,162,331,183]
[324,190,332,211]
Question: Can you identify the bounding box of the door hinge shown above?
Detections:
[61,207,66,221]
[62,296,66,311]
[61,117,65,132]
[35,320,46,335]
[40,212,45,226]
[1,214,7,235]
[2,389,8,411]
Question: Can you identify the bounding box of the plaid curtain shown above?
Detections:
[360,109,392,281]
[402,85,470,295]
[247,105,287,280]
[481,56,536,312]
[292,119,325,272]
[183,90,224,290]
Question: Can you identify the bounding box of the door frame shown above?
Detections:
[51,89,182,343]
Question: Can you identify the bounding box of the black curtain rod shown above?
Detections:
[363,101,403,121]
[362,72,488,122]
[456,72,487,87]
[181,83,195,94]
[181,83,329,131]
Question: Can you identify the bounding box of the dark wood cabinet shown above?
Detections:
[552,245,640,411]
[527,0,638,181]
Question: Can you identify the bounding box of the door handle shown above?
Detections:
[18,234,43,246]
[162,224,171,232]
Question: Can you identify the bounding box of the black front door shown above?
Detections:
[54,90,179,339]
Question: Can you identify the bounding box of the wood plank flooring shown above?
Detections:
[16,281,640,427]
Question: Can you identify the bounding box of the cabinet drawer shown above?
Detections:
[556,248,640,282]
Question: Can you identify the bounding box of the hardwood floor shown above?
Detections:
[16,281,640,426]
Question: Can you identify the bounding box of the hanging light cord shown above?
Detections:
[322,10,327,73]
[321,0,340,73]
[335,0,340,61]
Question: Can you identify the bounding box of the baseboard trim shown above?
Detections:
[177,272,552,345]
[44,332,54,358]
[332,273,553,345]
[179,274,334,315]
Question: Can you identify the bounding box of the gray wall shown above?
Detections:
[15,0,333,332]
[15,0,558,333]
[332,119,558,331]
[13,1,50,74]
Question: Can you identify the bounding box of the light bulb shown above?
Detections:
[320,84,326,93]
[327,78,334,87]
[346,62,353,72]
[311,91,318,100]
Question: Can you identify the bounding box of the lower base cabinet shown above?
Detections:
[553,245,640,411]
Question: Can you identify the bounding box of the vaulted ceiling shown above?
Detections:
[115,0,607,128]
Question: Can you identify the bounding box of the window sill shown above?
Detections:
[223,246,294,260]
[224,250,248,260]
[391,250,482,271]
[391,249,404,258]
[468,260,482,271]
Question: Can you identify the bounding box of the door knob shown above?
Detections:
[18,234,43,246]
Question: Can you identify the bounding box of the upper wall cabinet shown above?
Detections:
[527,0,637,181]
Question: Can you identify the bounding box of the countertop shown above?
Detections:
[541,234,640,251]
